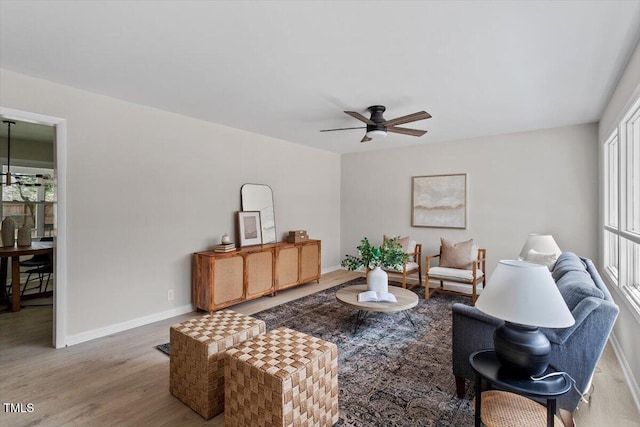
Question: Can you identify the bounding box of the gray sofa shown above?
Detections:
[452,252,619,412]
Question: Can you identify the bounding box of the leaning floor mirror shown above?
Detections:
[241,184,276,244]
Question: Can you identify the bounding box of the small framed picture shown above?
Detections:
[238,211,262,246]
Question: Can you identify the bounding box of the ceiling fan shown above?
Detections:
[320,105,432,143]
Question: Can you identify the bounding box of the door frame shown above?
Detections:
[0,107,67,348]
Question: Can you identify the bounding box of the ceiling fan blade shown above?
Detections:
[345,111,375,125]
[387,127,427,137]
[361,135,372,143]
[382,111,432,127]
[319,126,366,132]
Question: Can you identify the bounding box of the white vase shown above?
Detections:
[367,266,389,293]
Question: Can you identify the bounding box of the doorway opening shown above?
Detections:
[0,107,67,348]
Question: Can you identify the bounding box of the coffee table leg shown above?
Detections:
[353,310,369,334]
[402,310,417,331]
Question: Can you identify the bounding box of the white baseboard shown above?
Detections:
[609,332,640,413]
[64,266,341,346]
[64,304,194,347]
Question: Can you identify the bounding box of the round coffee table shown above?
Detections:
[335,284,419,333]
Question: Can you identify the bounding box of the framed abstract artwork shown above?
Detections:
[238,211,263,246]
[411,174,467,228]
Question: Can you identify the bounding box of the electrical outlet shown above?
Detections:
[168,289,174,301]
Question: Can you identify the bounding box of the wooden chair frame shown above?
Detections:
[425,248,486,305]
[383,243,422,289]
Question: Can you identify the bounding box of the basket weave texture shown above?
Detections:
[476,390,564,427]
[169,310,266,419]
[225,327,339,427]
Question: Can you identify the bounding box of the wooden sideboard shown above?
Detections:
[192,239,321,313]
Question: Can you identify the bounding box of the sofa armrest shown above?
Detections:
[542,297,601,345]
[452,304,502,381]
[582,257,615,301]
[547,297,619,412]
[452,303,500,325]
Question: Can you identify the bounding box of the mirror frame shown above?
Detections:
[241,183,276,244]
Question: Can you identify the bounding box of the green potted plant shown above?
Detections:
[341,237,409,293]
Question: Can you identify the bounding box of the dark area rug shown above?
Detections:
[158,278,476,426]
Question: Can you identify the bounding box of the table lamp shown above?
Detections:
[518,234,561,260]
[475,260,575,377]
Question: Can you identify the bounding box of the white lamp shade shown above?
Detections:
[475,260,575,328]
[518,234,561,260]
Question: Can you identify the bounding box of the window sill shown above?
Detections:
[603,273,640,326]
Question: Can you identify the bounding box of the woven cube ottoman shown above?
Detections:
[169,310,266,419]
[225,327,339,427]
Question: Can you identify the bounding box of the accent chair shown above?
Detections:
[425,238,486,305]
[382,235,422,289]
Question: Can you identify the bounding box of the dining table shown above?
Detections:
[0,241,55,312]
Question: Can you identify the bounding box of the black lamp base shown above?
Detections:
[493,321,551,377]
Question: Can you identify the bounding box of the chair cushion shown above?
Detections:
[386,261,420,273]
[439,238,475,269]
[428,266,484,282]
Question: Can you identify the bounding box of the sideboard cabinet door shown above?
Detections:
[276,245,299,290]
[213,256,244,306]
[245,249,275,299]
[192,253,244,312]
[300,240,321,284]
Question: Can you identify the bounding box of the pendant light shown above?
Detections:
[2,120,49,187]
[3,120,15,185]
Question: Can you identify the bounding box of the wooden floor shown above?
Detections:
[0,270,637,426]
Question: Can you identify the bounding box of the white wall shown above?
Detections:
[341,123,599,278]
[598,40,640,407]
[0,69,341,344]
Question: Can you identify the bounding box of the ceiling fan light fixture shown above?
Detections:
[366,121,387,139]
[365,129,387,138]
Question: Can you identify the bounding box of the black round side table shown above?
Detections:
[470,350,572,427]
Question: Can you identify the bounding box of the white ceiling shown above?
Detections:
[1,1,639,153]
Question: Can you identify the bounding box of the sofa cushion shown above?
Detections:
[556,270,604,310]
[552,252,587,281]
